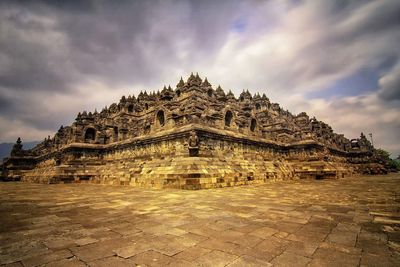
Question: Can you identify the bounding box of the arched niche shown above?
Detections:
[176,90,181,97]
[225,111,233,127]
[255,103,261,110]
[250,118,257,132]
[127,104,134,113]
[157,110,165,127]
[144,125,151,134]
[84,128,96,143]
[350,139,360,148]
[113,126,118,142]
[207,89,213,97]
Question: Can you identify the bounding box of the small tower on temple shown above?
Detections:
[10,137,23,157]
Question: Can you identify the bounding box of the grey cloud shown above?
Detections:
[378,65,400,101]
[302,1,400,79]
[0,0,242,134]
[0,6,78,92]
[0,95,13,114]
[341,0,400,37]
[40,0,96,13]
[50,0,239,85]
[0,89,71,131]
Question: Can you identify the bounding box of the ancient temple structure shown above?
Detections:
[1,74,384,189]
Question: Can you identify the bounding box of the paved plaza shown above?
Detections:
[0,174,399,267]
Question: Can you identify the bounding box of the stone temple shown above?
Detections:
[1,73,384,189]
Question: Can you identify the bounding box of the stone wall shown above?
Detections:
[21,159,58,184]
[12,125,371,189]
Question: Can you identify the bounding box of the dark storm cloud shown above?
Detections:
[0,0,240,89]
[0,6,74,92]
[0,94,13,114]
[0,0,148,92]
[347,0,400,36]
[0,87,70,131]
[378,64,400,101]
[40,0,96,13]
[51,0,240,85]
[0,0,242,136]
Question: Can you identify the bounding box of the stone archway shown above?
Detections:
[225,111,233,127]
[157,110,165,127]
[250,118,257,132]
[84,128,96,143]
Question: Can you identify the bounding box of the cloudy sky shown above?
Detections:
[0,0,399,156]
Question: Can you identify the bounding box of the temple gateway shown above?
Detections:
[1,74,385,189]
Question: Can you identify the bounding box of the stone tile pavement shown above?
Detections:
[0,174,399,266]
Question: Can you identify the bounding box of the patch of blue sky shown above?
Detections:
[307,58,397,99]
[232,17,247,33]
[307,58,396,99]
[307,68,379,99]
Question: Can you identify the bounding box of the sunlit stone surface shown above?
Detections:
[1,74,385,189]
[0,174,399,266]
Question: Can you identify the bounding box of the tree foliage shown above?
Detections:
[375,149,400,171]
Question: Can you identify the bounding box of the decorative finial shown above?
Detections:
[202,77,211,87]
[177,77,185,88]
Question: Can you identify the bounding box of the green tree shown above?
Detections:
[375,149,400,171]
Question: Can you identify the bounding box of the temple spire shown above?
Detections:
[177,77,185,88]
[202,77,211,87]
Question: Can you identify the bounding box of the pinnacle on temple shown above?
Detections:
[176,77,185,88]
[246,90,252,100]
[239,90,252,101]
[202,77,211,87]
[187,72,202,87]
[215,85,225,95]
[138,91,146,102]
[227,90,235,100]
[261,93,269,101]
